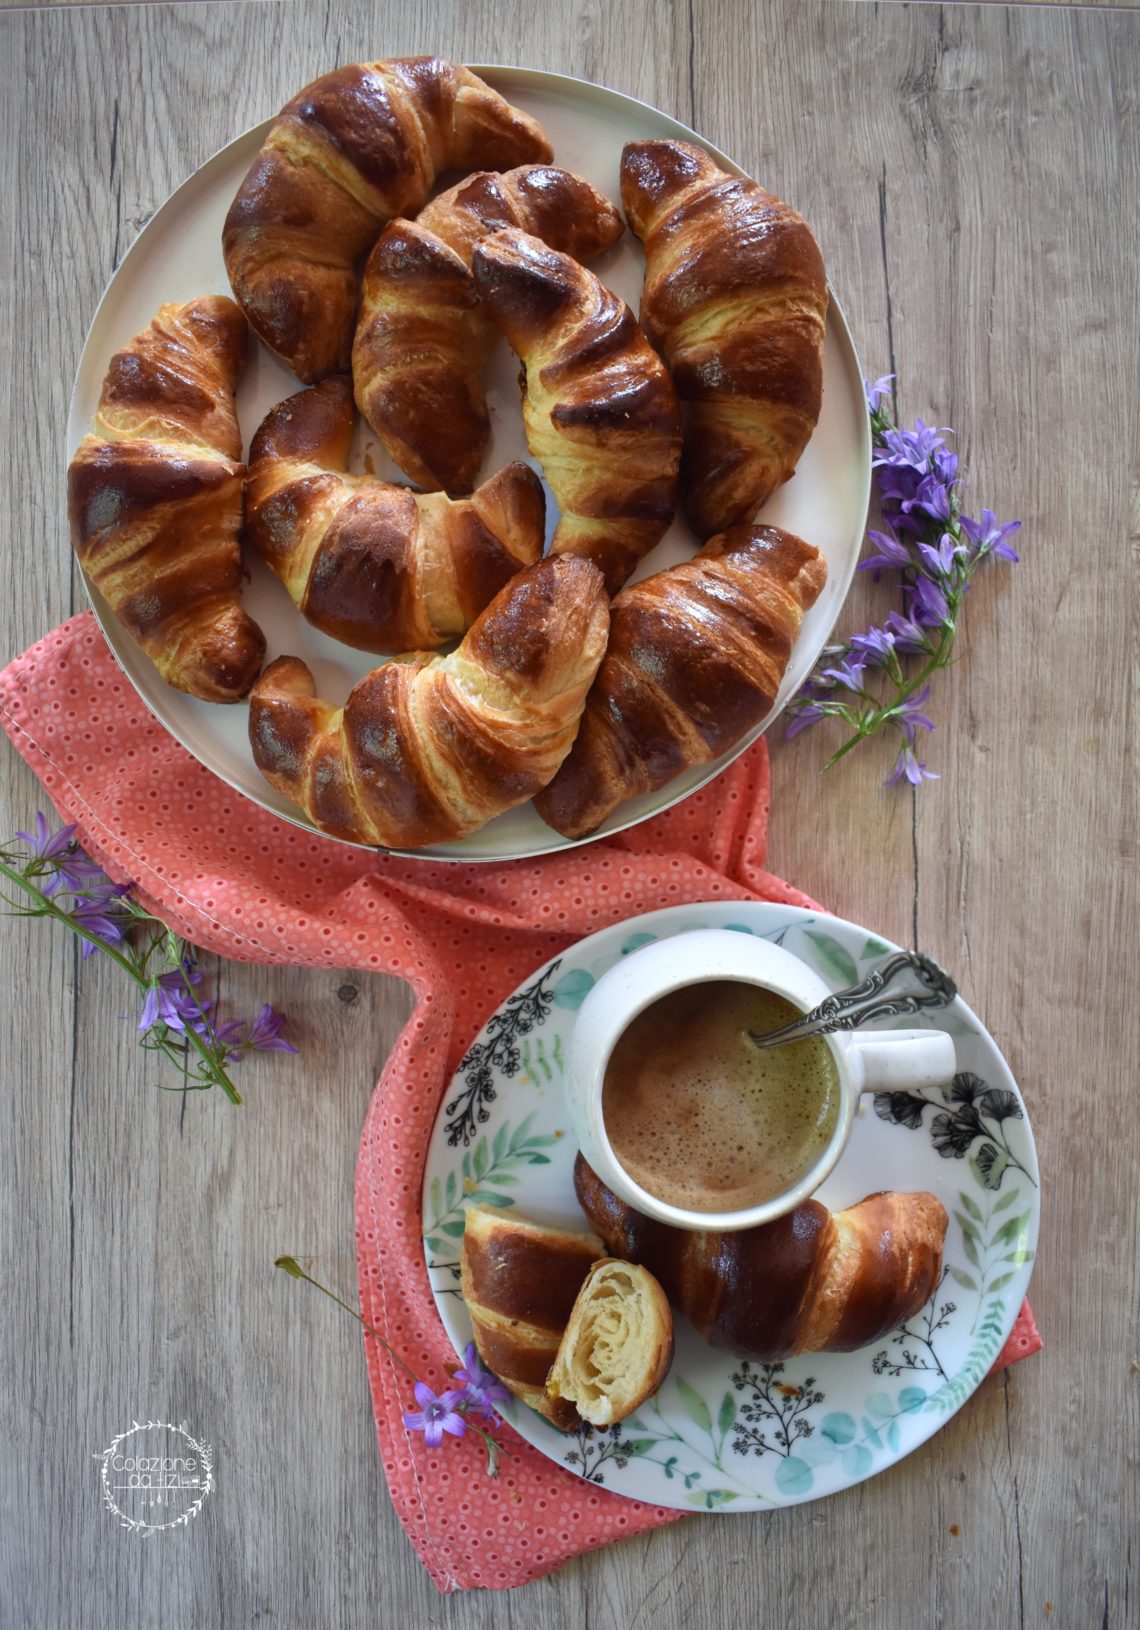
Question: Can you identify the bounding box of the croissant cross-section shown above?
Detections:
[547,1259,673,1426]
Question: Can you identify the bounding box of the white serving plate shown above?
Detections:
[68,67,871,861]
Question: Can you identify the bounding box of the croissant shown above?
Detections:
[534,522,826,838]
[67,295,266,703]
[354,167,625,494]
[471,228,682,595]
[621,140,829,539]
[547,1259,674,1427]
[246,377,545,651]
[223,58,552,382]
[460,1202,605,1430]
[248,555,610,848]
[575,1156,949,1361]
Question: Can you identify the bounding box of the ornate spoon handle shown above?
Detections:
[748,952,957,1050]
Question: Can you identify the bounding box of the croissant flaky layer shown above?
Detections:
[224,58,552,382]
[621,139,828,539]
[472,228,682,595]
[353,166,624,494]
[460,1203,605,1431]
[574,1156,949,1361]
[534,522,827,838]
[248,555,610,849]
[68,295,266,703]
[246,377,545,651]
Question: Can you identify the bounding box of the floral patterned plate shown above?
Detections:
[421,902,1039,1511]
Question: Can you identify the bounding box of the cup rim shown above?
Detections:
[585,946,859,1231]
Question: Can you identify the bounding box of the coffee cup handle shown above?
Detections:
[849,1028,957,1094]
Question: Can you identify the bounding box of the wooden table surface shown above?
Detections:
[0,1,1135,1625]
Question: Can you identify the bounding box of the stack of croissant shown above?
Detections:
[68,55,835,850]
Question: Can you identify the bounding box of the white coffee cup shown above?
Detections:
[563,928,956,1232]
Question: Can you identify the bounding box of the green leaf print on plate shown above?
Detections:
[801,929,859,986]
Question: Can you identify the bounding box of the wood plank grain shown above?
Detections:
[0,1,1134,1627]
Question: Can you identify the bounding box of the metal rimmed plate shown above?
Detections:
[68,67,871,861]
[422,901,1039,1511]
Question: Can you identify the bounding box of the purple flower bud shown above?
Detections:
[785,703,826,739]
[452,1344,511,1421]
[859,527,913,574]
[908,574,952,628]
[848,626,897,667]
[884,609,935,654]
[865,374,895,411]
[885,745,940,787]
[820,655,868,693]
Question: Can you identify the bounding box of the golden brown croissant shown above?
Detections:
[534,522,826,838]
[353,167,625,494]
[246,377,545,651]
[67,296,266,703]
[621,140,829,538]
[248,555,609,848]
[471,228,682,595]
[547,1259,674,1427]
[460,1202,605,1431]
[223,58,552,383]
[574,1156,949,1361]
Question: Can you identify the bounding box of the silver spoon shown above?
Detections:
[747,951,957,1050]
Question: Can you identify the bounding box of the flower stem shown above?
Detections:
[0,852,243,1105]
[274,1256,419,1382]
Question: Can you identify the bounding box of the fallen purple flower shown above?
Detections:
[403,1382,467,1448]
[14,812,105,897]
[451,1344,511,1420]
[138,966,214,1037]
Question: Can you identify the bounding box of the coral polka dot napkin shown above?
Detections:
[0,613,1039,1594]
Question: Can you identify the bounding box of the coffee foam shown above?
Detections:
[601,980,839,1213]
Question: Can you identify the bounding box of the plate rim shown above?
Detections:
[422,898,1040,1511]
[68,64,872,864]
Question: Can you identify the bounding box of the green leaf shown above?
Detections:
[861,1419,883,1450]
[986,1271,1017,1294]
[461,1152,472,1182]
[445,1170,458,1208]
[948,1266,979,1292]
[775,1457,813,1497]
[522,1153,551,1165]
[801,1436,839,1467]
[866,1393,895,1420]
[509,1112,535,1151]
[953,1211,980,1239]
[623,1439,661,1457]
[841,1444,873,1479]
[492,1123,508,1163]
[480,1171,519,1186]
[1000,1247,1035,1266]
[993,1210,1032,1248]
[861,936,892,958]
[675,1377,713,1434]
[959,1191,983,1222]
[991,1186,1022,1214]
[803,931,858,987]
[439,1218,467,1239]
[717,1393,737,1437]
[689,1488,740,1510]
[424,1235,446,1255]
[430,1177,443,1220]
[552,969,596,1009]
[621,932,658,956]
[886,1419,901,1453]
[898,1387,927,1413]
[960,1229,981,1270]
[464,1190,514,1208]
[473,1141,488,1179]
[821,1412,855,1445]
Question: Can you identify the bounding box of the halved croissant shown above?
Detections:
[575,1156,949,1361]
[460,1202,605,1431]
[67,296,266,702]
[223,58,552,382]
[246,377,545,651]
[248,555,609,848]
[354,167,625,494]
[472,228,682,595]
[534,522,826,838]
[547,1260,673,1426]
[621,140,828,538]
